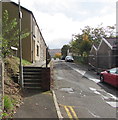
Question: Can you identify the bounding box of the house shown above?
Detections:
[2,1,48,63]
[89,37,118,71]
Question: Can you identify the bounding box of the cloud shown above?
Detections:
[11,0,116,49]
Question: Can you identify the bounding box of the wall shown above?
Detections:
[3,2,48,63]
[2,2,32,62]
[97,41,112,69]
[116,2,118,36]
[89,47,97,69]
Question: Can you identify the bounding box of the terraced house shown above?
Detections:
[2,1,47,63]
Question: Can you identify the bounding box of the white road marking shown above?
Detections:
[106,102,118,108]
[87,109,100,118]
[66,64,99,83]
[57,76,64,80]
[107,93,118,101]
[89,87,118,108]
[66,63,118,108]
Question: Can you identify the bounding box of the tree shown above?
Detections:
[79,40,91,56]
[70,24,116,57]
[61,45,70,57]
[1,10,29,58]
[54,53,61,59]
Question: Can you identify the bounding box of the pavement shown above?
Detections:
[13,60,59,119]
[29,60,46,67]
[13,90,58,119]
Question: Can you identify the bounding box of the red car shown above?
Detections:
[100,68,118,87]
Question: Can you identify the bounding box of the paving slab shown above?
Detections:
[13,89,58,119]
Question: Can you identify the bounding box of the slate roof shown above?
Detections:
[105,37,117,47]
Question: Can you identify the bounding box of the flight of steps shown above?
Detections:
[23,66,42,89]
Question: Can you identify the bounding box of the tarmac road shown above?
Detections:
[53,60,118,119]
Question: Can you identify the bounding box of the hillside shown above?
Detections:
[3,56,31,118]
[49,49,61,57]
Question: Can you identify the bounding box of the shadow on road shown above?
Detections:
[97,82,118,97]
[22,89,48,97]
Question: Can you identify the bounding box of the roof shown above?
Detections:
[90,45,97,53]
[105,37,117,47]
[97,37,117,50]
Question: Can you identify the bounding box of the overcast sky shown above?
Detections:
[11,0,117,49]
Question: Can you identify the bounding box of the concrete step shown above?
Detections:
[23,75,42,78]
[23,86,42,89]
[24,79,41,82]
[23,67,42,70]
[23,66,46,90]
[24,83,41,87]
[23,67,42,73]
[23,66,42,69]
[24,82,41,84]
[23,72,42,75]
[23,69,42,72]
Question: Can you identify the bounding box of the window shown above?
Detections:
[37,45,39,56]
[109,68,117,74]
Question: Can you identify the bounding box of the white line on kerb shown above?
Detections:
[51,90,63,119]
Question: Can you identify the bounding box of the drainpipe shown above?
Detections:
[18,0,23,88]
[46,47,48,68]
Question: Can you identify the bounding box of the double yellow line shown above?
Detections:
[64,105,79,120]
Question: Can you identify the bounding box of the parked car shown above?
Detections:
[65,56,74,62]
[61,56,65,60]
[100,67,118,87]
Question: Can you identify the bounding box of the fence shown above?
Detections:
[88,54,118,73]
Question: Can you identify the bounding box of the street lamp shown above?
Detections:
[18,0,23,87]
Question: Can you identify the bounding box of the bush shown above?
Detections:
[73,56,88,64]
[4,95,13,112]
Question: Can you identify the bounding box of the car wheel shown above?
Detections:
[100,75,104,82]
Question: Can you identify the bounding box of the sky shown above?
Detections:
[10,0,117,49]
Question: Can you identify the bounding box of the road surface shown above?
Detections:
[53,60,118,119]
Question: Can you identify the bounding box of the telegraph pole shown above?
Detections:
[18,0,23,87]
[0,0,4,113]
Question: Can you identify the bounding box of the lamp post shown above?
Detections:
[18,0,23,87]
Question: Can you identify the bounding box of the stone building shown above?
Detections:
[2,1,48,63]
[89,37,118,72]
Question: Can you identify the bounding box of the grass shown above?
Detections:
[4,95,13,111]
[14,56,32,66]
[22,58,32,66]
[3,56,31,118]
[4,56,32,76]
[4,56,19,76]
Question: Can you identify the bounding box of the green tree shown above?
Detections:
[1,10,29,58]
[61,45,70,57]
[79,40,91,56]
[70,24,116,57]
[70,34,83,55]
